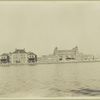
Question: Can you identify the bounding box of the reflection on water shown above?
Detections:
[0,62,100,97]
[70,88,100,96]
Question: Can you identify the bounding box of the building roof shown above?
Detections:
[27,52,36,55]
[13,49,26,53]
[54,46,78,55]
[56,49,73,53]
[1,53,9,56]
[55,50,75,55]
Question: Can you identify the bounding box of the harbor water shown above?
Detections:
[0,62,100,98]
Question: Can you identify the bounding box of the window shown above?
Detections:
[59,58,62,61]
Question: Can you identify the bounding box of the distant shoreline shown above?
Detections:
[37,60,100,64]
[0,60,100,66]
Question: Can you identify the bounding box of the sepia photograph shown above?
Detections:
[0,0,100,99]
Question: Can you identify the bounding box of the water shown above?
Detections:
[0,62,100,98]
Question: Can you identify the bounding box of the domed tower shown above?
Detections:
[72,46,79,55]
[53,47,58,55]
[75,46,78,52]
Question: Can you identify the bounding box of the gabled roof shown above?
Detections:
[1,53,9,56]
[27,52,36,55]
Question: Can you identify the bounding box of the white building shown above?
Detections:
[10,49,37,64]
[10,49,27,64]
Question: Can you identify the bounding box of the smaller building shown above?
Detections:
[27,52,37,64]
[37,54,57,64]
[82,54,94,61]
[0,53,10,64]
[76,52,94,61]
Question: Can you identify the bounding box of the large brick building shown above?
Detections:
[53,46,79,62]
[38,46,94,63]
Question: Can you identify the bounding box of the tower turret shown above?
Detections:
[53,47,58,55]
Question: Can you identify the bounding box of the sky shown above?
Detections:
[0,1,100,56]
